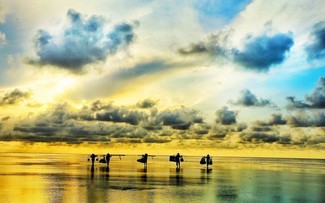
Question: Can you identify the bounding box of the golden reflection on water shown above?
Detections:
[0,153,324,203]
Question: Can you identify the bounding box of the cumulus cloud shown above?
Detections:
[215,106,237,125]
[0,89,32,106]
[31,9,136,71]
[208,123,247,139]
[136,98,158,108]
[158,108,203,130]
[268,114,287,125]
[230,89,275,107]
[286,96,310,109]
[143,134,170,143]
[5,101,207,143]
[232,33,294,72]
[96,107,145,125]
[240,132,280,143]
[178,30,232,57]
[287,77,325,109]
[305,77,325,108]
[286,111,325,127]
[305,21,325,60]
[179,31,293,72]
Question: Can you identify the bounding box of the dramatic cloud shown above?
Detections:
[208,123,247,139]
[230,89,275,107]
[305,21,325,60]
[286,96,310,109]
[268,114,287,125]
[215,106,237,125]
[305,77,325,108]
[287,111,325,127]
[6,101,206,143]
[240,132,280,143]
[179,31,293,72]
[32,9,135,71]
[232,33,294,72]
[96,107,146,125]
[158,108,203,130]
[178,30,231,57]
[136,98,158,109]
[0,89,32,106]
[287,77,325,109]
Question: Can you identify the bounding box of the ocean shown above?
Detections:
[0,153,324,203]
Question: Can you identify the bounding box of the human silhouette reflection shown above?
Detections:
[138,168,147,183]
[90,165,95,179]
[169,168,183,186]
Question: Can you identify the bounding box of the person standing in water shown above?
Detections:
[206,154,212,170]
[89,154,98,167]
[105,153,112,168]
[175,153,182,169]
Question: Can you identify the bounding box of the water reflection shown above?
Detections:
[200,169,212,184]
[169,168,184,186]
[0,153,324,203]
[137,168,147,183]
[215,168,238,202]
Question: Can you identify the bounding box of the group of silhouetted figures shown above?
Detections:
[88,153,213,171]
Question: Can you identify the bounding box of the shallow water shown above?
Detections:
[0,153,324,203]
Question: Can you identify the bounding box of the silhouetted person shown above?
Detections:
[90,153,97,167]
[137,153,149,169]
[206,154,211,170]
[143,153,148,168]
[106,153,112,168]
[176,153,182,169]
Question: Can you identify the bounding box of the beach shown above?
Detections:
[0,153,324,203]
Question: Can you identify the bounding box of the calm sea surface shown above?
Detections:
[0,153,324,203]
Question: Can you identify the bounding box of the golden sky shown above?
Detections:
[0,0,324,157]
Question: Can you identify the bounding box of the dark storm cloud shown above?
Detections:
[0,89,31,106]
[232,33,294,72]
[305,21,325,60]
[31,9,135,71]
[230,89,275,107]
[215,106,237,125]
[286,77,325,109]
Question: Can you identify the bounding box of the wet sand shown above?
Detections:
[0,153,324,202]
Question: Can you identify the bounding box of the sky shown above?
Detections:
[0,0,324,157]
